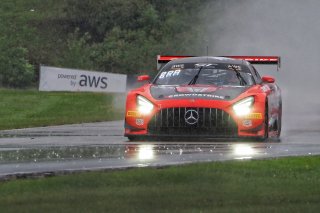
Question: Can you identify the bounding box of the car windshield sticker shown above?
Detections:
[228,65,242,71]
[195,63,216,68]
[159,70,181,79]
[166,71,174,78]
[171,64,184,69]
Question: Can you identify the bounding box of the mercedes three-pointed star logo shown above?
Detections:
[184,109,199,125]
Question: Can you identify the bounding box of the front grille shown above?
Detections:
[148,108,238,137]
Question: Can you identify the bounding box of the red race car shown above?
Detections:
[125,55,282,141]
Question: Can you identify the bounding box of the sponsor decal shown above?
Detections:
[176,86,217,93]
[242,120,252,127]
[171,64,184,69]
[127,111,141,117]
[159,70,181,79]
[227,65,242,71]
[225,56,279,62]
[195,63,215,68]
[261,85,270,92]
[79,75,107,89]
[136,119,144,126]
[244,113,262,119]
[58,74,76,80]
[167,93,225,99]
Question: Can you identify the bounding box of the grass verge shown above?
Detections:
[1,156,320,212]
[0,89,124,130]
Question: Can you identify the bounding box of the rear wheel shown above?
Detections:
[276,101,282,138]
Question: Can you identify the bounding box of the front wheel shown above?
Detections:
[127,136,147,141]
[259,103,269,141]
[127,136,137,141]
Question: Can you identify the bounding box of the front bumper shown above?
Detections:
[125,106,265,138]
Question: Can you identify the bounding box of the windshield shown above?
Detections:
[154,63,254,86]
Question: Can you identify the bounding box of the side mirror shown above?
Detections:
[262,76,275,83]
[137,75,150,82]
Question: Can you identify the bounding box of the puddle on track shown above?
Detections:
[0,143,271,164]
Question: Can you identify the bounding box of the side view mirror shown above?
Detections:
[137,75,150,82]
[262,76,275,83]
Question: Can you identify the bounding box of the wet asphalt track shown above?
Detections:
[0,117,319,179]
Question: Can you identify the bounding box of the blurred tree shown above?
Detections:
[64,0,208,73]
[0,37,34,88]
[0,0,209,87]
[60,29,95,70]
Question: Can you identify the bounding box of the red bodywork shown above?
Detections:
[125,56,282,140]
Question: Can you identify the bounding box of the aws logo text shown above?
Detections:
[79,75,108,89]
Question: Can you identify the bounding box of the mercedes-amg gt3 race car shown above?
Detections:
[125,55,282,141]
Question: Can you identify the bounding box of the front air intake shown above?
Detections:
[148,108,238,137]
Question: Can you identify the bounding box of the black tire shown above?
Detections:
[127,136,147,141]
[276,101,282,138]
[127,136,136,141]
[260,102,269,141]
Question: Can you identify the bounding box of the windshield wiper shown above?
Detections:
[188,66,204,85]
[229,65,247,86]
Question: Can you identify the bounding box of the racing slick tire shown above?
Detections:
[127,136,137,141]
[271,101,282,142]
[258,102,269,141]
[276,101,282,138]
[127,136,147,141]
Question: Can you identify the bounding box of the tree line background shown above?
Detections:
[0,0,209,88]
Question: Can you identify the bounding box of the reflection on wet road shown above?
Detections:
[0,143,267,164]
[0,120,319,179]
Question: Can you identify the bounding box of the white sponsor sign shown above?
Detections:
[39,66,127,93]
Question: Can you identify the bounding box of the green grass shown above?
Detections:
[0,89,124,130]
[0,156,320,212]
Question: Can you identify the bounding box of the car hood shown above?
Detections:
[150,85,249,101]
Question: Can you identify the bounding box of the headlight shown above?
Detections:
[137,95,154,115]
[232,96,254,116]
